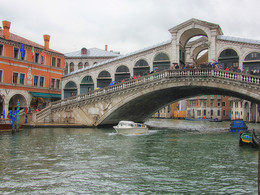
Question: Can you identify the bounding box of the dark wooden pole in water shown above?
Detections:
[259,145,260,194]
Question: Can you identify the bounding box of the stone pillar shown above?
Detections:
[256,104,259,123]
[208,30,217,63]
[171,33,179,64]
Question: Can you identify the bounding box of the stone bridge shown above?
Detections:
[35,69,260,126]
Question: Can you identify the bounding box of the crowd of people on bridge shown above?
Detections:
[112,61,260,86]
[171,62,260,76]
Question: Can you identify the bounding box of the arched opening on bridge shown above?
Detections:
[80,76,94,94]
[9,94,27,112]
[78,62,83,70]
[84,62,89,68]
[153,52,171,71]
[69,62,75,73]
[218,49,239,71]
[133,59,150,76]
[195,49,208,65]
[97,71,112,88]
[64,81,77,98]
[179,29,208,67]
[243,52,260,73]
[115,65,130,82]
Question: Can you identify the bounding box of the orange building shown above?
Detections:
[0,20,65,116]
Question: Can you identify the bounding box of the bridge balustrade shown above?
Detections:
[43,68,260,112]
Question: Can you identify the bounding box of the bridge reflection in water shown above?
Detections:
[36,69,260,126]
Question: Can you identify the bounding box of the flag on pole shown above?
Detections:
[20,44,25,58]
[31,46,35,60]
[41,50,45,64]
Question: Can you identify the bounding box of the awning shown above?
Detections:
[30,92,61,98]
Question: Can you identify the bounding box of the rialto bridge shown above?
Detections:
[35,69,260,126]
[62,18,260,99]
[33,18,260,126]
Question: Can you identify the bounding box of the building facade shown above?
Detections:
[186,95,223,120]
[0,20,65,117]
[230,98,259,122]
[65,46,120,75]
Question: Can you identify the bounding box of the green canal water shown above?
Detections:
[0,119,259,194]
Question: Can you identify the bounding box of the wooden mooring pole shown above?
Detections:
[258,145,260,194]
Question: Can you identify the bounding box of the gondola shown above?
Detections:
[252,129,259,148]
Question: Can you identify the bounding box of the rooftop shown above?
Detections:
[0,30,63,54]
[65,40,172,77]
[217,35,260,45]
[65,48,121,58]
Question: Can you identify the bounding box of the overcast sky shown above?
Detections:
[1,0,260,55]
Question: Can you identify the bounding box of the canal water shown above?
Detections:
[0,119,259,194]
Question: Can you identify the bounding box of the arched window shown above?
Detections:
[81,48,87,55]
[64,81,77,98]
[133,59,150,76]
[78,62,83,70]
[69,62,74,73]
[80,76,94,94]
[153,53,170,71]
[84,62,89,68]
[218,49,239,70]
[243,52,260,73]
[115,65,130,82]
[97,71,112,88]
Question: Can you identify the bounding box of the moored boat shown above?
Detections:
[209,118,222,122]
[230,119,248,132]
[0,119,13,131]
[252,129,259,148]
[239,131,253,146]
[113,121,148,135]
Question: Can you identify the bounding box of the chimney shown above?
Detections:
[43,34,50,50]
[105,44,108,51]
[2,20,11,40]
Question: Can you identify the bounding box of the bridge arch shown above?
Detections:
[84,62,89,68]
[80,75,94,94]
[78,62,83,70]
[179,28,208,48]
[64,81,78,98]
[153,52,171,71]
[243,51,260,73]
[69,62,75,73]
[97,70,112,88]
[115,65,130,82]
[133,59,150,76]
[189,37,209,64]
[178,28,211,67]
[218,48,239,70]
[169,19,222,66]
[96,71,260,125]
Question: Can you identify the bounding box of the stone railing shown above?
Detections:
[38,68,260,114]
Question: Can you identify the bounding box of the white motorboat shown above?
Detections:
[113,121,148,135]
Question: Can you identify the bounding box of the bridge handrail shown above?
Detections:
[50,68,260,109]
